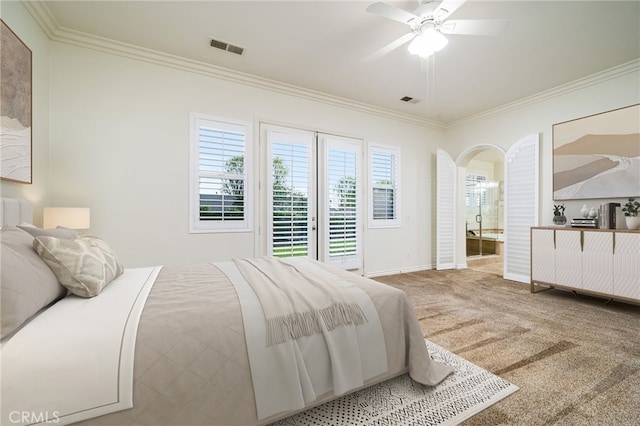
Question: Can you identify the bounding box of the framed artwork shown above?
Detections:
[1,19,32,184]
[553,104,640,200]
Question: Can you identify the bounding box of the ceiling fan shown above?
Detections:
[366,0,508,59]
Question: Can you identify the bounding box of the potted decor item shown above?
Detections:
[622,198,640,230]
[553,204,566,225]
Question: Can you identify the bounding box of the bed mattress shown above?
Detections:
[3,260,452,426]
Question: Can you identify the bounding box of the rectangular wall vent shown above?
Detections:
[210,38,244,56]
[210,39,228,50]
[400,96,420,104]
[226,44,245,56]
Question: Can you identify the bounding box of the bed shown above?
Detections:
[0,197,453,426]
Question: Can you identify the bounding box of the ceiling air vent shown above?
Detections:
[210,38,244,56]
[400,96,421,104]
[226,44,245,56]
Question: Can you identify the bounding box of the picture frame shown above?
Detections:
[553,104,640,200]
[1,19,32,184]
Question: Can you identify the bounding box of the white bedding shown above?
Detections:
[0,267,161,426]
[216,258,388,419]
[1,261,454,426]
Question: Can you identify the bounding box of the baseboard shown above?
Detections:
[366,264,432,278]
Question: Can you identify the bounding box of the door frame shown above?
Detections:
[257,122,364,271]
[263,124,317,259]
[317,133,363,271]
[443,135,539,282]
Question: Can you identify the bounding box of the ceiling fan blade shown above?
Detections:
[366,2,421,27]
[434,0,467,20]
[363,32,416,62]
[439,19,509,36]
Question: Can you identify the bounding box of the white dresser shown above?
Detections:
[531,227,640,303]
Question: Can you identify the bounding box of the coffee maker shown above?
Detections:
[599,203,620,229]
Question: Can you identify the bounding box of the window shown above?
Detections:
[189,114,252,233]
[368,143,400,228]
[465,173,488,208]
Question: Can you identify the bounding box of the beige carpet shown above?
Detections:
[374,269,640,425]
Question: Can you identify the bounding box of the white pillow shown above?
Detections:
[17,224,78,239]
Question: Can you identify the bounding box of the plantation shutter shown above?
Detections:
[369,144,400,228]
[267,128,316,258]
[189,114,251,233]
[436,149,456,270]
[320,135,362,270]
[504,133,540,283]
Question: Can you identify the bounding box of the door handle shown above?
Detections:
[476,214,482,224]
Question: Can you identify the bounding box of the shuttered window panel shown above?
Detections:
[189,114,252,233]
[466,174,488,209]
[328,148,358,258]
[368,144,400,228]
[504,133,539,283]
[271,140,312,258]
[323,136,362,270]
[436,149,456,270]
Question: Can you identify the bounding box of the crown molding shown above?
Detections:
[20,0,57,39]
[23,0,444,130]
[447,58,640,129]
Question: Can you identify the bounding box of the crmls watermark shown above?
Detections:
[9,411,61,424]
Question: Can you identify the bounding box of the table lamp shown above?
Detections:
[43,207,91,230]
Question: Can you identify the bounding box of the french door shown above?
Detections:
[263,124,362,270]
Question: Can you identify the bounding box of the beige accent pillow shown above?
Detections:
[1,226,67,339]
[18,224,78,239]
[33,235,124,298]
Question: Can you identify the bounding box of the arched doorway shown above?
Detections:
[437,134,539,282]
[457,146,505,274]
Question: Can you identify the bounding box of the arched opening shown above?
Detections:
[456,145,505,275]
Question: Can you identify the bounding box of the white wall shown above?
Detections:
[445,62,640,265]
[0,2,51,224]
[5,2,637,276]
[48,42,445,273]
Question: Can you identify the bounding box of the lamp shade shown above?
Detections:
[43,207,91,229]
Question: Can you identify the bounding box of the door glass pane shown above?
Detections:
[328,148,357,258]
[271,141,310,257]
[466,173,501,257]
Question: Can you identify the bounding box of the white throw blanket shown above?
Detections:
[233,257,368,346]
[215,257,388,420]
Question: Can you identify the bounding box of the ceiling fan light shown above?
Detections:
[408,34,434,58]
[408,29,448,58]
[423,27,448,52]
[430,29,448,52]
[408,36,422,55]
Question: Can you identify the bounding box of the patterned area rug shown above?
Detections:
[272,340,518,425]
